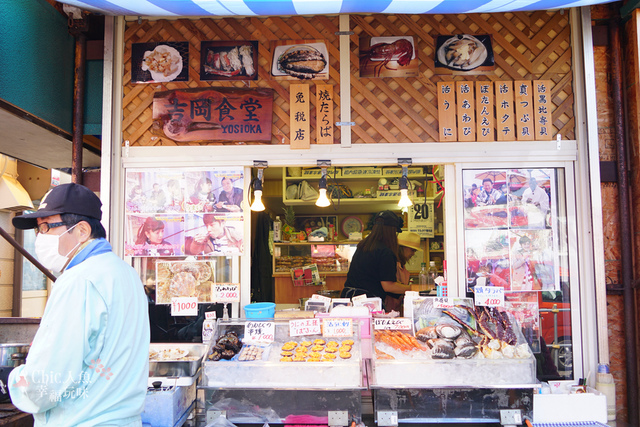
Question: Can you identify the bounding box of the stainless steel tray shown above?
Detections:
[148,343,206,377]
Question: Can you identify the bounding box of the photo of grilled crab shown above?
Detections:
[277,45,327,79]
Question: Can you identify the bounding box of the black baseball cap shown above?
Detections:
[374,210,404,232]
[13,183,102,230]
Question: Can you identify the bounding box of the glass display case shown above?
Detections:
[273,242,358,275]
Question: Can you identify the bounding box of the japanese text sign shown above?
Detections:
[495,81,515,141]
[290,84,310,149]
[316,84,334,144]
[152,87,273,142]
[533,80,552,140]
[214,284,239,303]
[373,317,412,330]
[289,318,322,337]
[514,80,534,141]
[438,82,457,142]
[322,318,353,337]
[433,297,454,309]
[476,82,494,141]
[456,82,475,141]
[171,297,198,316]
[474,286,505,307]
[408,201,435,238]
[244,321,275,343]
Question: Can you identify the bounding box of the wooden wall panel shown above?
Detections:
[122,11,574,146]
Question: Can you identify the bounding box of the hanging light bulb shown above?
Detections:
[398,164,413,208]
[316,167,331,207]
[250,162,266,212]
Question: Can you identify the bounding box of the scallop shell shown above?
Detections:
[454,343,478,358]
[427,338,455,350]
[416,326,438,342]
[454,330,473,347]
[436,323,463,339]
[430,342,455,359]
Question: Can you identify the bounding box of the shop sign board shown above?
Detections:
[152,87,273,142]
[290,83,310,149]
[316,84,334,144]
[456,82,476,141]
[476,82,494,141]
[514,80,535,141]
[533,80,552,140]
[495,82,515,141]
[438,82,457,142]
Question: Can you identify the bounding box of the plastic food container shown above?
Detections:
[244,302,276,319]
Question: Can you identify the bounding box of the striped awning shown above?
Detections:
[58,0,615,17]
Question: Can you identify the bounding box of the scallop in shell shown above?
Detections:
[454,343,478,359]
[430,342,455,359]
[435,323,462,339]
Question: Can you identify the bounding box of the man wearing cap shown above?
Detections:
[340,211,411,311]
[8,183,150,426]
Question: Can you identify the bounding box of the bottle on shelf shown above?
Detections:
[418,263,428,292]
[274,216,282,242]
[427,261,438,291]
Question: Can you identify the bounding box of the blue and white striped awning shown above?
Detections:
[58,0,616,17]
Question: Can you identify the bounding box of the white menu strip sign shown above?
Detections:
[474,286,505,307]
[373,317,412,330]
[321,318,353,337]
[289,318,322,337]
[171,297,198,316]
[310,294,332,304]
[244,321,275,344]
[434,297,454,309]
[214,283,239,303]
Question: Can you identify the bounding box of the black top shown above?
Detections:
[343,242,397,300]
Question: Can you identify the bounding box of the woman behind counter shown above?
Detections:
[340,210,410,310]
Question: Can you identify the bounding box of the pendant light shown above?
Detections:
[250,161,267,212]
[315,160,331,208]
[398,159,413,209]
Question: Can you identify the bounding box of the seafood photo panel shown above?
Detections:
[359,36,419,78]
[131,42,189,83]
[270,40,329,81]
[434,35,495,75]
[200,40,259,81]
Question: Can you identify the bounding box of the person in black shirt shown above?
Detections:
[341,210,410,310]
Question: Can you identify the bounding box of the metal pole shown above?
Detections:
[72,31,86,184]
[0,226,57,282]
[609,18,638,425]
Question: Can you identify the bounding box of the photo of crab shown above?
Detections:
[200,40,258,81]
[359,36,419,78]
[270,40,329,80]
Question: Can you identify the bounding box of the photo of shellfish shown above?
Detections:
[434,34,494,74]
[271,41,329,80]
[155,260,215,304]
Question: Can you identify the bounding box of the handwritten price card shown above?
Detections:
[476,82,494,141]
[289,318,322,337]
[290,84,310,149]
[474,286,505,307]
[514,80,534,141]
[456,82,475,141]
[171,297,198,316]
[533,80,552,140]
[438,82,457,142]
[214,284,239,303]
[245,321,275,343]
[322,318,353,337]
[316,84,334,144]
[373,317,412,331]
[433,297,454,309]
[495,82,515,141]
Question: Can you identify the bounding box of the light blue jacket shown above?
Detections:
[9,239,150,426]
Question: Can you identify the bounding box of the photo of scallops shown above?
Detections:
[271,41,329,80]
[155,260,215,304]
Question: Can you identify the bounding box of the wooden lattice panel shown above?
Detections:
[122,11,574,146]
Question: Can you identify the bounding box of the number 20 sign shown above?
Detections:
[408,201,435,238]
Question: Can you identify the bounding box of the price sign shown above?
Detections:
[214,284,239,303]
[322,318,353,337]
[289,318,322,337]
[205,311,217,320]
[474,286,505,307]
[244,321,275,343]
[171,297,198,316]
[434,297,454,309]
[373,317,412,330]
[310,294,332,304]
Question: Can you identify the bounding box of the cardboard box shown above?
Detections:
[301,167,341,178]
[382,167,425,177]
[342,167,382,177]
[533,387,607,423]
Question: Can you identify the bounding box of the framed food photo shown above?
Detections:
[271,40,329,80]
[200,40,259,81]
[434,35,494,75]
[131,42,189,84]
[359,36,419,78]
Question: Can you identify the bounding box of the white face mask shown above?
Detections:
[35,223,80,274]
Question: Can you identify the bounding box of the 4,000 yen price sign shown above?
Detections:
[474,286,504,307]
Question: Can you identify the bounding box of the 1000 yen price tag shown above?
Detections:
[245,321,275,343]
[322,318,353,337]
[474,286,504,307]
[171,297,198,316]
[289,318,321,337]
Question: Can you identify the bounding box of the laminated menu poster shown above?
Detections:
[291,264,320,287]
[124,167,244,256]
[155,260,216,304]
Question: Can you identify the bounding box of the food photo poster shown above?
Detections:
[131,42,189,83]
[200,40,259,81]
[124,167,245,257]
[434,34,494,75]
[359,36,419,78]
[462,168,560,293]
[270,40,329,80]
